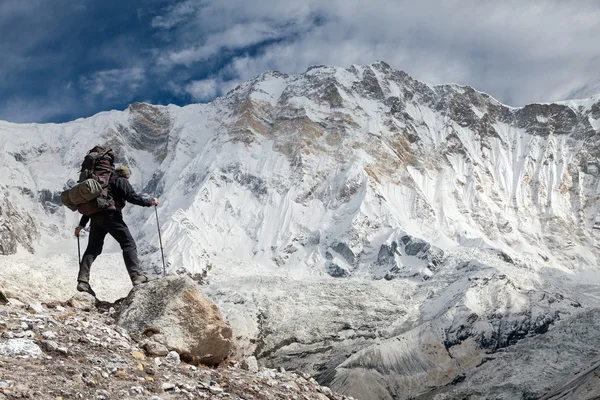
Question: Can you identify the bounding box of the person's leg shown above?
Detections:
[77,216,107,296]
[106,212,147,285]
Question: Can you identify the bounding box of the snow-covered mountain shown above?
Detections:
[1,61,600,399]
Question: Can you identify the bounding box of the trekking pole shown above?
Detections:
[155,205,166,276]
[77,236,81,265]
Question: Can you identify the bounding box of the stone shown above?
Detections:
[162,382,175,391]
[116,276,232,366]
[131,386,144,394]
[318,386,333,396]
[209,386,224,395]
[282,381,300,392]
[7,298,25,307]
[27,303,44,314]
[41,340,60,353]
[95,390,110,400]
[114,370,128,378]
[42,331,57,340]
[0,339,42,357]
[67,292,96,311]
[165,351,181,366]
[144,340,169,356]
[0,291,7,305]
[131,351,145,360]
[14,330,35,339]
[241,356,259,373]
[41,340,68,355]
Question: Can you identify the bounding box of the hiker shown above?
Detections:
[74,165,159,296]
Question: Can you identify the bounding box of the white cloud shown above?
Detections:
[186,79,219,101]
[79,68,146,101]
[2,0,599,123]
[152,0,600,106]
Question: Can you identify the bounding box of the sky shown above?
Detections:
[1,0,599,123]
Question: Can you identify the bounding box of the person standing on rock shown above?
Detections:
[74,165,159,296]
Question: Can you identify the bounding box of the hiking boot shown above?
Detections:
[76,281,96,297]
[132,275,148,286]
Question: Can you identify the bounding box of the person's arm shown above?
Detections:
[113,177,154,207]
[75,215,89,237]
[79,215,90,227]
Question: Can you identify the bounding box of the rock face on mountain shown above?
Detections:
[1,62,600,399]
[0,201,35,255]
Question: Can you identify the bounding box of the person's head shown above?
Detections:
[116,165,131,180]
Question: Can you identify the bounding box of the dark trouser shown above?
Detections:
[78,210,144,284]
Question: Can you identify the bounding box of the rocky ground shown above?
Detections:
[0,292,354,400]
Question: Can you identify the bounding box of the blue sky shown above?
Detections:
[1,0,599,123]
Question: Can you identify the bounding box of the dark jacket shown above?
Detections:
[79,173,152,227]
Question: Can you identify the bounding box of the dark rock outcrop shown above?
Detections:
[0,198,38,255]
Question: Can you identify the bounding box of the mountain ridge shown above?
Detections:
[1,61,600,399]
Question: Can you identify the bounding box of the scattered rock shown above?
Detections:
[241,356,259,373]
[95,389,110,399]
[116,276,232,366]
[113,370,128,379]
[0,293,352,400]
[42,331,57,340]
[27,303,44,314]
[41,340,68,355]
[144,340,169,356]
[131,386,144,394]
[318,386,334,396]
[41,340,59,352]
[67,292,96,311]
[165,351,181,366]
[209,385,224,395]
[7,298,25,307]
[145,365,156,375]
[0,339,42,357]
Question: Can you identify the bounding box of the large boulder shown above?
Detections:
[116,276,232,366]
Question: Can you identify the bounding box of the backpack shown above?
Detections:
[60,146,116,215]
